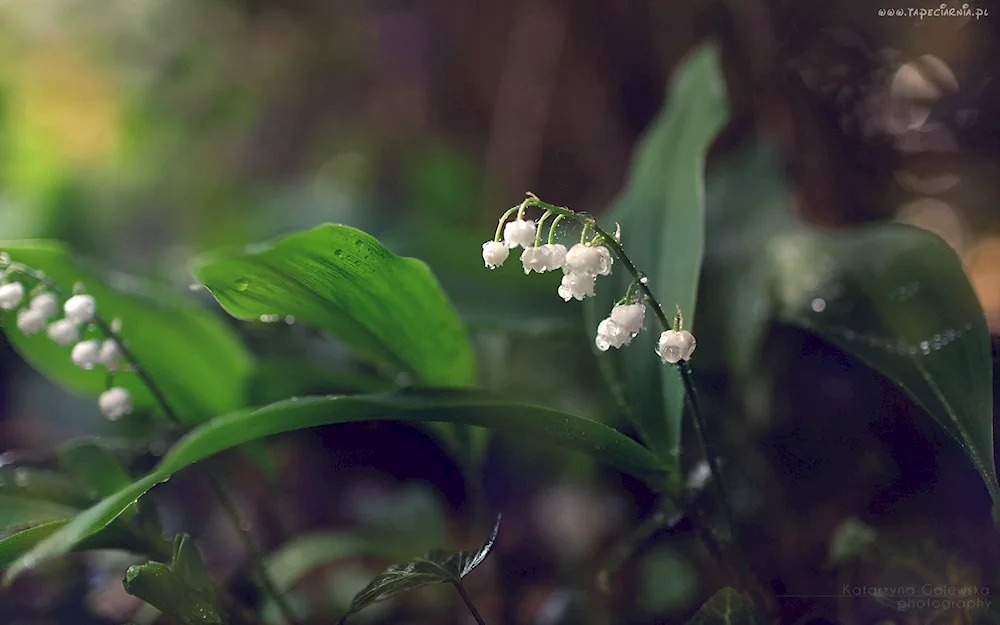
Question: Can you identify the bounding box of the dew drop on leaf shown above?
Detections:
[234,279,250,291]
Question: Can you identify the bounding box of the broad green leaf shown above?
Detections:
[58,441,132,498]
[338,516,500,624]
[0,241,253,423]
[123,561,224,625]
[770,224,999,510]
[585,42,729,483]
[190,224,475,387]
[700,139,998,517]
[0,495,75,530]
[6,390,664,582]
[685,587,767,625]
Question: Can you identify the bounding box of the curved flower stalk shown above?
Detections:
[479,193,695,363]
[0,259,135,421]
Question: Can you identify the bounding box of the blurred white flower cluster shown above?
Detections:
[0,272,132,420]
[481,198,696,363]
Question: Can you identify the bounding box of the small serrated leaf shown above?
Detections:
[685,587,768,625]
[338,515,500,624]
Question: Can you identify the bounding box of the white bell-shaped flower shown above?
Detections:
[595,318,629,351]
[655,330,696,364]
[17,308,46,335]
[595,246,613,276]
[482,241,510,269]
[98,387,133,420]
[557,272,596,301]
[98,339,122,370]
[520,246,550,274]
[30,292,60,319]
[71,340,102,369]
[564,244,613,277]
[0,282,24,310]
[47,319,80,346]
[542,244,567,271]
[503,219,536,249]
[64,294,96,324]
[611,303,645,336]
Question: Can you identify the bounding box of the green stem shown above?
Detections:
[5,264,298,625]
[454,582,487,625]
[533,211,552,247]
[679,362,774,615]
[588,222,670,331]
[493,206,521,242]
[547,214,567,245]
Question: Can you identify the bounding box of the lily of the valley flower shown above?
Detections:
[17,308,46,335]
[98,387,133,420]
[503,219,537,249]
[655,329,696,364]
[64,294,96,325]
[595,318,629,351]
[48,318,80,346]
[564,243,613,277]
[558,272,596,301]
[610,303,645,336]
[98,339,123,370]
[30,292,59,319]
[71,339,103,369]
[520,243,568,274]
[0,282,24,310]
[595,303,646,351]
[482,241,510,269]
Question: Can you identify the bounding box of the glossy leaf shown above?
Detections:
[123,562,224,625]
[685,587,766,625]
[585,42,729,482]
[770,224,999,508]
[0,467,95,508]
[0,522,65,570]
[338,516,500,624]
[172,534,220,602]
[0,495,75,532]
[190,224,475,387]
[6,390,664,581]
[58,441,132,498]
[700,139,999,516]
[0,241,253,423]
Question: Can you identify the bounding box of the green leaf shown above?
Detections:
[190,224,475,387]
[0,495,76,530]
[684,587,767,625]
[338,516,500,624]
[585,42,729,482]
[58,441,132,498]
[123,561,225,625]
[172,534,219,601]
[0,521,65,570]
[0,241,253,424]
[0,468,94,508]
[770,224,999,510]
[701,139,999,518]
[6,390,663,582]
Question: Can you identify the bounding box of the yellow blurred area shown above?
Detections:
[9,44,121,169]
[963,237,1000,330]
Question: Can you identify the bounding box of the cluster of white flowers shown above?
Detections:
[0,276,132,420]
[482,201,697,364]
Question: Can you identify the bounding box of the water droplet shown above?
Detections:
[333,249,344,257]
[235,279,250,291]
[188,283,203,292]
[284,315,296,325]
[920,341,931,355]
[290,396,299,402]
[259,314,280,323]
[640,277,648,285]
[14,468,29,487]
[811,298,826,313]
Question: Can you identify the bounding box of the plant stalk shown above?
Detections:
[454,582,487,625]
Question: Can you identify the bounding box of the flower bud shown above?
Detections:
[47,319,80,346]
[655,330,696,364]
[30,292,59,319]
[71,340,102,369]
[64,294,96,324]
[98,387,132,420]
[17,308,46,335]
[98,339,122,370]
[482,241,510,269]
[0,282,24,310]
